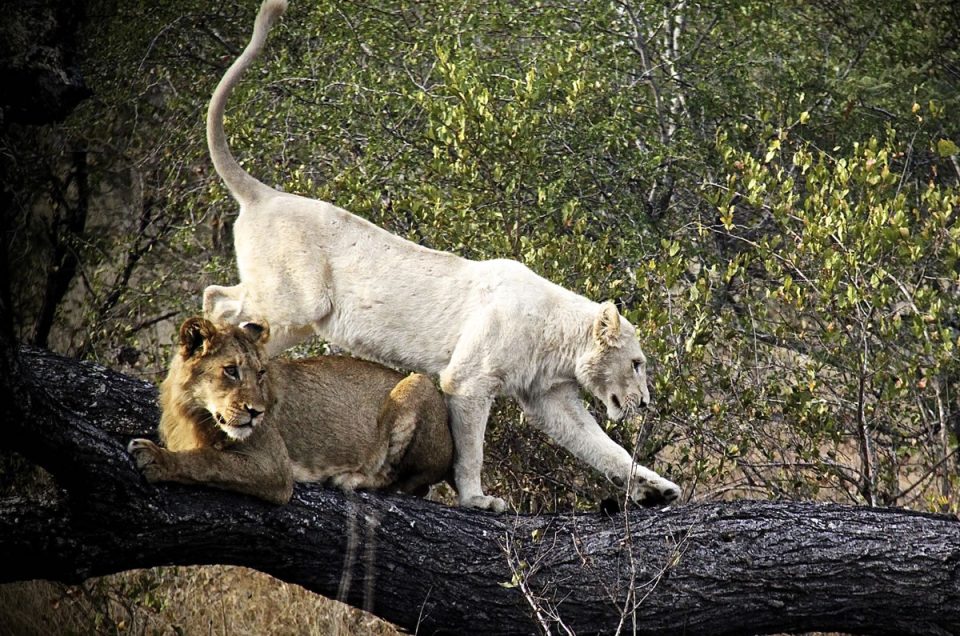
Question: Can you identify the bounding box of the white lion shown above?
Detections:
[202,0,681,512]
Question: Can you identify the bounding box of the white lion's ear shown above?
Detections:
[593,302,622,349]
[240,321,270,345]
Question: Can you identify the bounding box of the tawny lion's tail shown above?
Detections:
[206,0,288,206]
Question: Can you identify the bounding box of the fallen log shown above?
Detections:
[2,346,959,635]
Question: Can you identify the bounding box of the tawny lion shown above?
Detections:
[128,318,452,504]
[201,0,680,512]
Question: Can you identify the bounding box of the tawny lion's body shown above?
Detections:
[128,318,452,504]
[202,0,681,511]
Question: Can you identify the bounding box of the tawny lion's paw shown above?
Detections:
[127,438,157,463]
[127,438,165,480]
[629,476,681,508]
[460,494,508,513]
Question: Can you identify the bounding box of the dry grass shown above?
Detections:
[0,565,401,636]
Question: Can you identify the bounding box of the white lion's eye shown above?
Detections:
[632,360,644,375]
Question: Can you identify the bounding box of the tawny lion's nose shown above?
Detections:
[245,405,263,418]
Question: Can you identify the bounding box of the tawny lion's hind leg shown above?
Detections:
[377,376,421,468]
[380,373,453,483]
[329,470,394,492]
[369,380,446,498]
[392,475,432,497]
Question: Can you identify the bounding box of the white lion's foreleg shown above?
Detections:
[521,384,680,506]
[440,331,508,512]
[444,393,506,512]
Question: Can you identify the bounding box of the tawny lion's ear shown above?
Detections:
[240,321,270,345]
[593,302,622,349]
[179,317,217,358]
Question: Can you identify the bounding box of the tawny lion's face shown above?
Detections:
[576,302,651,422]
[175,318,272,442]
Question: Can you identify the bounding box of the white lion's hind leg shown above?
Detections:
[261,323,320,356]
[202,284,246,324]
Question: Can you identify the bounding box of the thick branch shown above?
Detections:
[3,346,959,635]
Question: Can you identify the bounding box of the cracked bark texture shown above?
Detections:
[2,346,959,635]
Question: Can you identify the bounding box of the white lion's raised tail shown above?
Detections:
[206,0,288,206]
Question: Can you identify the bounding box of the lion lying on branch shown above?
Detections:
[128,317,452,504]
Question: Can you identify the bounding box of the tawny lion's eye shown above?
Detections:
[257,369,267,381]
[223,365,239,380]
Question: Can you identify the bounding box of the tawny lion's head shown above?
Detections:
[575,302,651,422]
[171,316,273,441]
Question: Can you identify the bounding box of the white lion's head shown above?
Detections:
[575,302,651,421]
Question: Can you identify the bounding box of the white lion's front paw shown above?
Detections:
[460,494,508,513]
[622,472,681,507]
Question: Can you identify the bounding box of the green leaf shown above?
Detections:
[936,138,959,158]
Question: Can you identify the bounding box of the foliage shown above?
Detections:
[6,0,959,514]
[647,118,959,508]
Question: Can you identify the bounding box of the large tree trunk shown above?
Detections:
[2,346,959,636]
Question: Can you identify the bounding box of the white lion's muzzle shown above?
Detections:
[607,393,645,421]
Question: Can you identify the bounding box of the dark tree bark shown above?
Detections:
[31,150,90,349]
[0,0,89,126]
[2,346,959,636]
